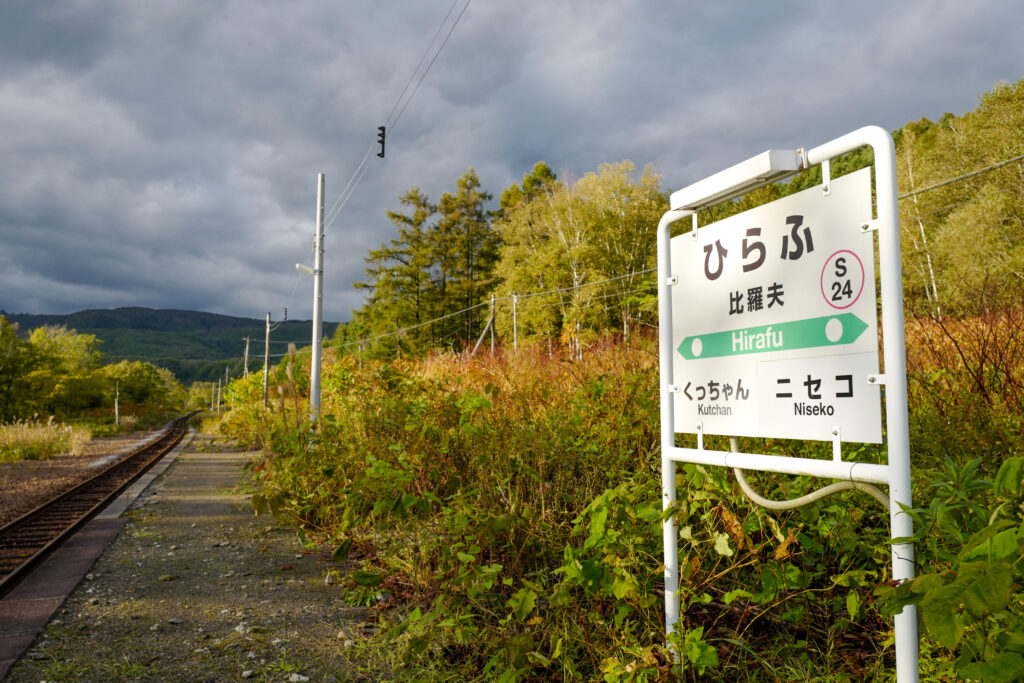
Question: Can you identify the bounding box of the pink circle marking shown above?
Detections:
[820,249,865,310]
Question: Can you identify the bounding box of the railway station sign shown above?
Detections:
[657,128,917,681]
[670,167,881,443]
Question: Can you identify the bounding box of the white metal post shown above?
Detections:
[263,312,271,408]
[310,173,325,423]
[512,292,518,352]
[657,208,693,640]
[807,126,918,682]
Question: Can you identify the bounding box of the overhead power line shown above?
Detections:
[322,0,473,235]
[325,268,657,351]
[388,0,472,136]
[326,300,490,350]
[384,0,464,131]
[516,269,655,300]
[898,153,1024,200]
[913,188,1013,219]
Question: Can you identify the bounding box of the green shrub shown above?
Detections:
[235,342,917,679]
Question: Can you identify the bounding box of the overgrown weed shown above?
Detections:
[223,310,1024,680]
[0,416,90,462]
[225,339,890,679]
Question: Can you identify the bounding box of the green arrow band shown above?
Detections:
[678,313,869,360]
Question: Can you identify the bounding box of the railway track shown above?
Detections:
[0,412,198,600]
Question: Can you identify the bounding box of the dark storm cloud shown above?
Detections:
[1,0,1023,324]
[0,1,114,72]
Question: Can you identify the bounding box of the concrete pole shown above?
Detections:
[114,381,119,428]
[263,312,271,408]
[310,173,325,423]
[512,292,518,352]
[243,337,250,378]
[216,379,222,414]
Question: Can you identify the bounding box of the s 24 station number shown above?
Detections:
[821,249,865,310]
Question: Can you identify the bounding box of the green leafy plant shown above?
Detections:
[880,457,1024,682]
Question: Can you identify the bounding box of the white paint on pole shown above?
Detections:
[657,127,917,681]
[263,312,271,408]
[656,208,691,644]
[512,292,518,352]
[808,127,918,683]
[309,173,325,423]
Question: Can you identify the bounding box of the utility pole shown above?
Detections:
[114,381,119,428]
[297,173,325,423]
[216,379,222,414]
[243,337,250,378]
[263,312,271,408]
[311,173,325,422]
[512,292,518,352]
[490,294,495,356]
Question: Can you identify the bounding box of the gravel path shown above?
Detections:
[5,434,368,682]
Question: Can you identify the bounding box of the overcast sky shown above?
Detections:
[1,0,1022,323]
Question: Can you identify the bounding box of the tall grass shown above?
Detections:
[219,307,1024,680]
[905,309,1024,476]
[222,338,906,680]
[0,417,91,463]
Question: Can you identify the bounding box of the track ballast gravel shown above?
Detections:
[5,434,367,683]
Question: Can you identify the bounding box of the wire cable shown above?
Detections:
[390,0,472,135]
[516,268,656,300]
[328,268,658,350]
[384,0,462,129]
[898,153,1024,200]
[321,0,473,236]
[326,300,490,350]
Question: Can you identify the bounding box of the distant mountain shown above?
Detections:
[1,307,339,385]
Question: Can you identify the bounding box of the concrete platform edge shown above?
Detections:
[0,427,197,680]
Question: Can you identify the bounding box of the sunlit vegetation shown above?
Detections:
[215,78,1024,680]
[0,315,188,448]
[0,417,91,463]
[216,315,1019,679]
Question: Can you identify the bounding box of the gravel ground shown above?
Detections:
[0,430,159,527]
[5,434,370,682]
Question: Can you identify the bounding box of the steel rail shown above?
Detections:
[0,412,198,600]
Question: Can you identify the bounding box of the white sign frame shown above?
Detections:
[656,127,917,681]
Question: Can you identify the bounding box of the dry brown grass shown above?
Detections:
[905,307,1024,409]
[0,417,91,463]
